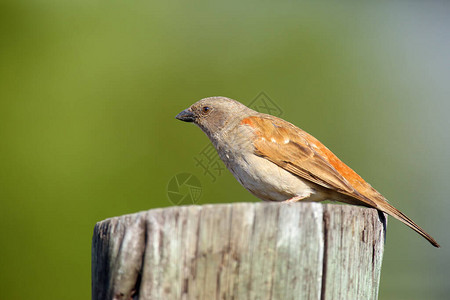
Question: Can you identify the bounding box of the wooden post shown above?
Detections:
[92,202,386,300]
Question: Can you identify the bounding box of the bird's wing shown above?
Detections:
[240,115,441,248]
[240,115,381,207]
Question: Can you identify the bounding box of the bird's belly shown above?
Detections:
[225,153,317,202]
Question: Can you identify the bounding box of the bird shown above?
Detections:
[175,96,440,247]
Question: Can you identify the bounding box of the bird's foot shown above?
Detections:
[283,195,308,203]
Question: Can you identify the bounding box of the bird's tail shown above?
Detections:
[376,201,440,248]
[336,192,440,248]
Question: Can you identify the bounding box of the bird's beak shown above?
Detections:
[175,108,195,122]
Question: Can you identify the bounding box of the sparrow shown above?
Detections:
[175,96,440,247]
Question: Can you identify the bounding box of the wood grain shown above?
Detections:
[92,202,386,300]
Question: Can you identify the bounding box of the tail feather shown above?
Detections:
[336,192,440,247]
[377,201,440,248]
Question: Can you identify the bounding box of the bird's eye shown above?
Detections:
[202,106,210,113]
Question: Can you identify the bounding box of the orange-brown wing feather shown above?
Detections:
[240,115,440,247]
[241,115,377,206]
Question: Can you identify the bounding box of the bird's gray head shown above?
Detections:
[176,96,252,137]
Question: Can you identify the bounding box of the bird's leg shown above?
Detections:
[283,195,309,203]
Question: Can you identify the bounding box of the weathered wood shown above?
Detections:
[92,202,386,300]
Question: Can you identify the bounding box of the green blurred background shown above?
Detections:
[1,1,449,299]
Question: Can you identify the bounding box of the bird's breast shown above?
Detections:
[215,126,317,202]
